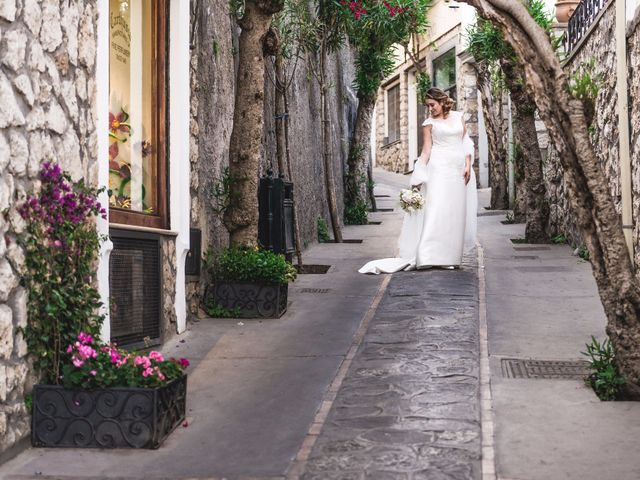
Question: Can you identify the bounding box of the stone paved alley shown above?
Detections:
[3,169,640,480]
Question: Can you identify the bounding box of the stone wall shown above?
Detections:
[544,2,618,244]
[187,1,358,316]
[626,9,640,269]
[0,0,99,457]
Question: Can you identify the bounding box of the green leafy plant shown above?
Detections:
[569,60,602,127]
[345,201,369,225]
[211,167,240,215]
[416,71,432,106]
[205,298,241,318]
[551,233,567,244]
[61,332,188,389]
[317,217,330,243]
[208,246,297,285]
[503,211,515,224]
[18,163,106,385]
[582,336,626,400]
[577,244,590,261]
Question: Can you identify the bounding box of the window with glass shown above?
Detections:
[386,85,400,144]
[108,0,167,228]
[433,48,457,105]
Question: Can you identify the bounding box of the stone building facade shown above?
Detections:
[373,0,488,185]
[0,0,357,457]
[543,0,640,268]
[0,0,100,457]
[186,0,358,316]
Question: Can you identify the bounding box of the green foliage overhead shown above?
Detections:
[332,0,432,97]
[466,0,555,65]
[206,246,297,285]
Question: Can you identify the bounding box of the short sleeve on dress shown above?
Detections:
[421,118,433,127]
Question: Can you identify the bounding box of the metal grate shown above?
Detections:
[501,358,590,379]
[512,255,539,260]
[110,231,161,347]
[512,245,551,251]
[300,288,331,294]
[515,266,567,273]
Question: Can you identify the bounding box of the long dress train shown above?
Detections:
[359,111,477,274]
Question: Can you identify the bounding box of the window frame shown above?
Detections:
[109,0,169,230]
[385,83,401,145]
[432,47,457,106]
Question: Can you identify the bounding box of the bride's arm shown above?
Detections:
[461,114,472,185]
[418,125,432,165]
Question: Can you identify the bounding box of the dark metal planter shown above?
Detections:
[32,375,187,449]
[213,282,288,318]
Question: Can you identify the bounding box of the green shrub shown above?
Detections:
[551,234,567,244]
[317,217,330,243]
[208,246,297,285]
[205,298,241,318]
[345,201,368,225]
[582,336,626,401]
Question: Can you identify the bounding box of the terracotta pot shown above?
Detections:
[555,0,580,23]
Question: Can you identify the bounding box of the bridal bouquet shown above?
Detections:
[399,187,424,213]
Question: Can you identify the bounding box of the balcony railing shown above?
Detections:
[564,0,609,54]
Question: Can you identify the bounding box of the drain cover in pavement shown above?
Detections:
[478,211,508,217]
[300,288,331,294]
[513,246,551,251]
[513,255,539,260]
[515,266,567,273]
[501,358,590,379]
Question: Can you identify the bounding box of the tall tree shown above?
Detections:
[472,61,508,209]
[224,0,285,246]
[466,3,551,242]
[335,0,431,222]
[458,0,640,397]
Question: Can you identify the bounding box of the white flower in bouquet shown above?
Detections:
[399,187,425,213]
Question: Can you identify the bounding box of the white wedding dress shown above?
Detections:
[359,111,477,274]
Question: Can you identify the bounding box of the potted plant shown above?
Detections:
[18,163,188,449]
[206,246,297,318]
[555,0,580,23]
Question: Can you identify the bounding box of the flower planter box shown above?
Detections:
[214,282,288,318]
[31,375,187,449]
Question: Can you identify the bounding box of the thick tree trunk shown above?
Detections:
[346,93,376,210]
[503,59,548,239]
[474,62,508,209]
[460,0,640,397]
[224,1,283,246]
[320,42,343,242]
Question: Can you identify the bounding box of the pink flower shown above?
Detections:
[135,356,151,369]
[154,367,165,381]
[78,345,97,360]
[90,370,97,376]
[179,358,190,368]
[149,351,164,362]
[142,367,154,378]
[78,332,93,345]
[66,345,73,353]
[72,356,84,368]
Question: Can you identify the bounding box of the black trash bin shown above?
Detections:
[258,170,295,254]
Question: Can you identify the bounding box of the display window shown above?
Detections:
[108,0,167,228]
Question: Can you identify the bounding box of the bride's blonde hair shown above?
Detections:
[425,87,455,115]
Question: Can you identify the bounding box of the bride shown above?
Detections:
[359,87,477,274]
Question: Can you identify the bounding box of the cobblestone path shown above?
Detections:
[301,254,481,480]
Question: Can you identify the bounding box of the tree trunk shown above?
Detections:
[224,1,283,246]
[320,41,343,242]
[502,58,548,239]
[346,93,376,210]
[474,62,508,209]
[460,0,640,397]
[275,56,304,266]
[275,54,287,176]
[367,162,377,212]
